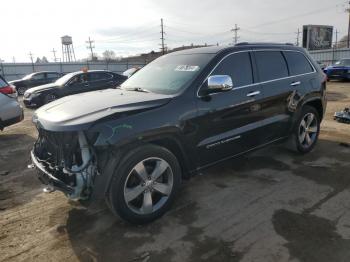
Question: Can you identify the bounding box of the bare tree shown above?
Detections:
[103,50,116,61]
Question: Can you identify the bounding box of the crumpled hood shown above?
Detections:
[26,83,58,93]
[33,88,173,131]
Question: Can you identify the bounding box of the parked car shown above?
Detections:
[123,67,142,78]
[324,58,350,81]
[0,75,23,130]
[29,43,326,224]
[9,71,62,95]
[23,70,127,108]
[317,61,327,71]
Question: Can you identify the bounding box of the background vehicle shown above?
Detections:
[23,70,127,107]
[30,43,326,224]
[122,67,142,78]
[0,75,23,130]
[9,71,62,95]
[317,61,327,70]
[324,58,350,81]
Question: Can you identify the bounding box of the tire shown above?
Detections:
[44,94,57,104]
[17,87,26,96]
[288,105,320,154]
[107,144,181,224]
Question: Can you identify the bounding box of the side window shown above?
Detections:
[31,73,45,80]
[0,77,8,87]
[47,73,59,79]
[283,51,314,75]
[254,51,288,82]
[211,52,253,87]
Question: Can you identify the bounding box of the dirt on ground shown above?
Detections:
[0,82,350,262]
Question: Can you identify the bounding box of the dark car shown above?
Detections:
[29,43,326,224]
[9,71,62,95]
[324,58,350,81]
[23,70,127,107]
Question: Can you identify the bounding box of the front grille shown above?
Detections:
[34,129,81,171]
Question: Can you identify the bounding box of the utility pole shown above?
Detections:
[231,24,240,45]
[0,58,4,77]
[347,1,350,48]
[335,29,339,47]
[295,28,301,46]
[28,52,35,72]
[51,48,57,62]
[86,37,95,61]
[160,18,166,55]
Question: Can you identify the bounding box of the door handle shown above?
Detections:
[291,81,301,86]
[246,91,261,97]
[84,83,89,87]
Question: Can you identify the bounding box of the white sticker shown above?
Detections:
[175,65,200,72]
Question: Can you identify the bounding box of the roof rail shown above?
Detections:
[235,42,295,46]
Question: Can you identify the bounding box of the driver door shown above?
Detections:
[62,73,90,96]
[194,51,265,166]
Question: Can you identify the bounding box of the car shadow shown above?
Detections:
[62,139,350,262]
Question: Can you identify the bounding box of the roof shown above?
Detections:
[169,42,298,55]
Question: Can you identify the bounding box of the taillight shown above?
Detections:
[0,85,17,98]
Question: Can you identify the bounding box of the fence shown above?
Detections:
[0,61,146,81]
[309,48,350,65]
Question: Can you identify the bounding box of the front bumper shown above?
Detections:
[23,95,41,107]
[30,150,74,194]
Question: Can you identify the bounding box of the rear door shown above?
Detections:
[195,51,266,166]
[46,72,60,84]
[252,49,315,143]
[29,73,47,87]
[87,72,115,91]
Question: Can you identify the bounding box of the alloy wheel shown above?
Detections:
[298,112,318,148]
[123,157,173,215]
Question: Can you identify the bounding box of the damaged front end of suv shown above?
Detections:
[31,129,98,200]
[29,87,174,203]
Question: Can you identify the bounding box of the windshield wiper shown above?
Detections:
[124,87,151,93]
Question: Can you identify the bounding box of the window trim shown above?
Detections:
[197,49,316,98]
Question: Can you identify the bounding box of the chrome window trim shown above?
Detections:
[196,49,317,98]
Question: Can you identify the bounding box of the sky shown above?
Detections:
[0,0,349,62]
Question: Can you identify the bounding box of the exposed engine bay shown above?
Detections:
[31,129,98,200]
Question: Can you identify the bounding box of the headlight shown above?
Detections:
[24,92,40,98]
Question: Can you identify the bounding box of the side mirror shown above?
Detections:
[207,75,233,93]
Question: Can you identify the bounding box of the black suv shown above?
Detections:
[30,43,327,224]
[9,71,62,95]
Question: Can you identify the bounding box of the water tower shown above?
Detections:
[61,35,76,62]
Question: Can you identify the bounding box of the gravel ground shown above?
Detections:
[1,82,350,262]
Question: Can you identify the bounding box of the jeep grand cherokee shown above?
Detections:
[29,43,327,224]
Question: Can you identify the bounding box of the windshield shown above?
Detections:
[334,59,350,66]
[120,53,214,95]
[55,72,77,86]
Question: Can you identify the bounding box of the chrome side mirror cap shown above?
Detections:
[207,75,233,92]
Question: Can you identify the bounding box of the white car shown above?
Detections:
[0,75,23,130]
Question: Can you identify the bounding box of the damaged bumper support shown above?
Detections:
[29,131,97,200]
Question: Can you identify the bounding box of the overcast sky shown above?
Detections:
[0,0,348,62]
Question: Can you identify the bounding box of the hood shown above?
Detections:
[34,88,173,131]
[26,83,58,93]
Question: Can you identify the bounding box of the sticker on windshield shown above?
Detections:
[175,65,200,72]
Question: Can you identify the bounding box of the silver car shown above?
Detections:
[0,75,23,130]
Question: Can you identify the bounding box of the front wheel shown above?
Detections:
[107,145,181,224]
[289,105,320,154]
[44,93,57,104]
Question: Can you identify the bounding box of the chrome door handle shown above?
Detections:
[291,81,301,86]
[247,91,261,97]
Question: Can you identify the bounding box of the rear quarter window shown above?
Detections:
[254,51,289,82]
[283,51,314,75]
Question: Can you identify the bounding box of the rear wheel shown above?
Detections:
[289,105,320,154]
[107,145,181,224]
[17,87,26,95]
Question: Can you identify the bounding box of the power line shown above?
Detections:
[231,24,240,44]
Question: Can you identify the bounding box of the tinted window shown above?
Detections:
[211,52,253,87]
[0,77,8,87]
[47,73,59,78]
[283,51,314,75]
[31,73,45,80]
[89,72,112,81]
[255,51,288,82]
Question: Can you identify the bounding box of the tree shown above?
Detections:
[41,56,49,63]
[103,50,116,61]
[35,57,42,63]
